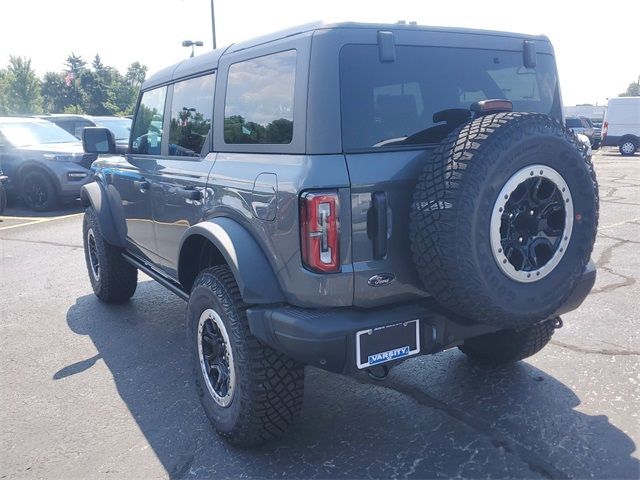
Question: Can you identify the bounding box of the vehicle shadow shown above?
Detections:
[60,282,639,479]
[0,197,82,219]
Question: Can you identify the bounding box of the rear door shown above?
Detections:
[151,72,216,276]
[340,40,561,308]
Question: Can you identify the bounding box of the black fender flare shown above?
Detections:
[80,181,127,248]
[178,218,285,304]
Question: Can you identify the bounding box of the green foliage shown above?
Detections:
[0,54,147,116]
[2,56,42,115]
[619,78,640,97]
[224,115,293,144]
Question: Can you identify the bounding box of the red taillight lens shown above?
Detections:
[300,191,340,273]
[602,121,608,139]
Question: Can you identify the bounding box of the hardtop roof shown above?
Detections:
[142,21,550,90]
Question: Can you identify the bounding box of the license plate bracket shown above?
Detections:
[356,320,420,369]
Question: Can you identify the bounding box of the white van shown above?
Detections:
[601,97,640,155]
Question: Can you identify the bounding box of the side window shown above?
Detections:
[224,50,296,144]
[74,120,93,139]
[131,86,167,155]
[168,73,215,157]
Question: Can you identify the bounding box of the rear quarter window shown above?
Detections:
[223,50,296,145]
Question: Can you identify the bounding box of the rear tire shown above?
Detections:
[83,206,137,303]
[459,319,556,365]
[619,140,637,156]
[20,170,59,211]
[187,265,305,447]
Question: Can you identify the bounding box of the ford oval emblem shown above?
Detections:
[368,273,396,287]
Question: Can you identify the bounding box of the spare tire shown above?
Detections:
[410,112,598,329]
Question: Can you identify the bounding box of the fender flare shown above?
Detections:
[80,181,127,248]
[178,218,285,304]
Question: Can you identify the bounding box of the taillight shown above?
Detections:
[300,191,340,273]
[602,121,608,139]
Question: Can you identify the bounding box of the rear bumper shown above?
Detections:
[248,260,597,374]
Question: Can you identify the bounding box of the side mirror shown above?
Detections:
[83,127,116,154]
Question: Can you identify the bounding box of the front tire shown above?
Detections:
[83,207,137,303]
[20,170,59,211]
[459,319,556,365]
[187,265,304,447]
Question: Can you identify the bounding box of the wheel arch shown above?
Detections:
[178,218,285,304]
[619,134,639,146]
[80,181,127,247]
[17,162,61,194]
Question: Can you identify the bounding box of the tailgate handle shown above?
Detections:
[369,192,388,259]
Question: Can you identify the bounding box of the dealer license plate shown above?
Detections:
[356,320,420,369]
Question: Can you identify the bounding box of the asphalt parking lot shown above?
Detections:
[1,147,638,479]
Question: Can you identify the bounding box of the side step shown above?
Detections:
[122,252,189,301]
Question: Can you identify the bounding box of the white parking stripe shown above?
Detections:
[0,213,83,231]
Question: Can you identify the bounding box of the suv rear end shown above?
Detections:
[249,24,594,373]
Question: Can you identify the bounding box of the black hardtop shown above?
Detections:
[142,21,550,91]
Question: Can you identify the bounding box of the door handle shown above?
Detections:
[133,180,150,191]
[178,187,202,201]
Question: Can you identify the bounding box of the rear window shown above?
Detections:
[340,45,560,151]
[566,118,582,128]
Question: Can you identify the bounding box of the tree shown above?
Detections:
[125,62,147,87]
[41,72,72,113]
[0,69,8,115]
[4,56,42,115]
[65,53,86,76]
[619,76,640,97]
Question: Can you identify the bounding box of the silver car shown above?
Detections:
[0,117,94,210]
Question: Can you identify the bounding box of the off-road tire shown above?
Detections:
[459,319,556,365]
[187,265,304,447]
[20,170,59,211]
[82,206,137,303]
[410,113,598,329]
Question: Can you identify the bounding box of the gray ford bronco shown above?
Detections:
[80,22,598,447]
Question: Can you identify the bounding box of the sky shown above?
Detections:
[1,0,637,106]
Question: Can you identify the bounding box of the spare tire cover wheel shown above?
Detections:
[410,112,598,329]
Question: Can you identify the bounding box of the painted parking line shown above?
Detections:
[0,213,83,231]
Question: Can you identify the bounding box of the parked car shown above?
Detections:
[566,116,596,146]
[0,117,95,210]
[39,114,132,150]
[601,96,640,155]
[0,167,7,214]
[80,22,598,447]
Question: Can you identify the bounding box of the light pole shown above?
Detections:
[210,0,217,49]
[182,40,204,58]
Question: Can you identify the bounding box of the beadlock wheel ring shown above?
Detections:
[87,228,100,282]
[197,308,236,407]
[490,165,573,283]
